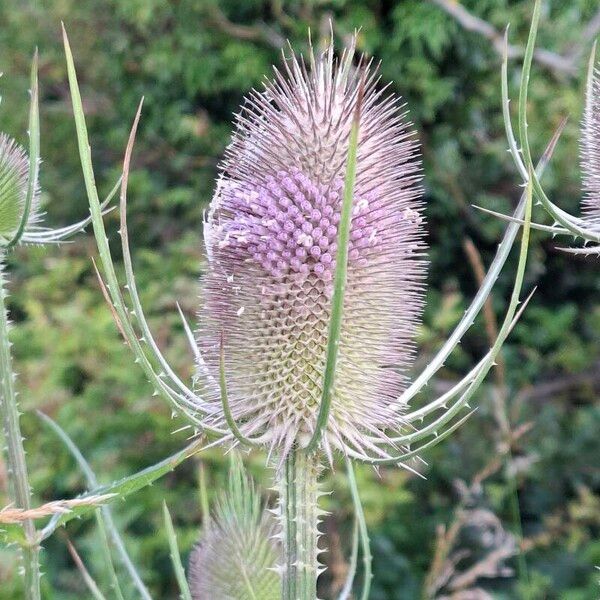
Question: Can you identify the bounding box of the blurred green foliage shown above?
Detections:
[0,0,599,598]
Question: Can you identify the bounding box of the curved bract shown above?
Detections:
[0,49,125,600]
[0,51,98,250]
[0,129,106,248]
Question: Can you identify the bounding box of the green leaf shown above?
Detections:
[40,433,204,541]
[0,524,28,545]
[163,502,193,600]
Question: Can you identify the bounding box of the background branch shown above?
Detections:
[431,0,600,77]
[206,4,285,48]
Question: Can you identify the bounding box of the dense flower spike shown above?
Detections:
[196,40,426,456]
[581,61,600,228]
[0,134,40,243]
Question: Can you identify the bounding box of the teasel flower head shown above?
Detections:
[581,59,600,229]
[0,133,40,245]
[188,457,281,599]
[195,38,426,458]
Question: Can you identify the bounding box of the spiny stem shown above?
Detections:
[281,449,321,600]
[0,267,40,600]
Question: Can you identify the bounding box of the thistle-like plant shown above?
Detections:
[0,53,119,600]
[62,24,552,598]
[478,0,600,256]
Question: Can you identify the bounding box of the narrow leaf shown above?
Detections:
[163,502,193,600]
[38,411,151,600]
[40,432,204,540]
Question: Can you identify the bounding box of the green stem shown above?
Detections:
[280,449,321,600]
[345,459,372,600]
[0,266,40,599]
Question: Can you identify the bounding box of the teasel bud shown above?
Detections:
[581,58,600,229]
[197,39,426,458]
[188,458,281,599]
[0,134,40,245]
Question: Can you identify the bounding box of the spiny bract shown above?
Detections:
[581,61,600,228]
[196,39,427,458]
[0,133,39,244]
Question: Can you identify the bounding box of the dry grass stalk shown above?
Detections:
[0,493,116,524]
